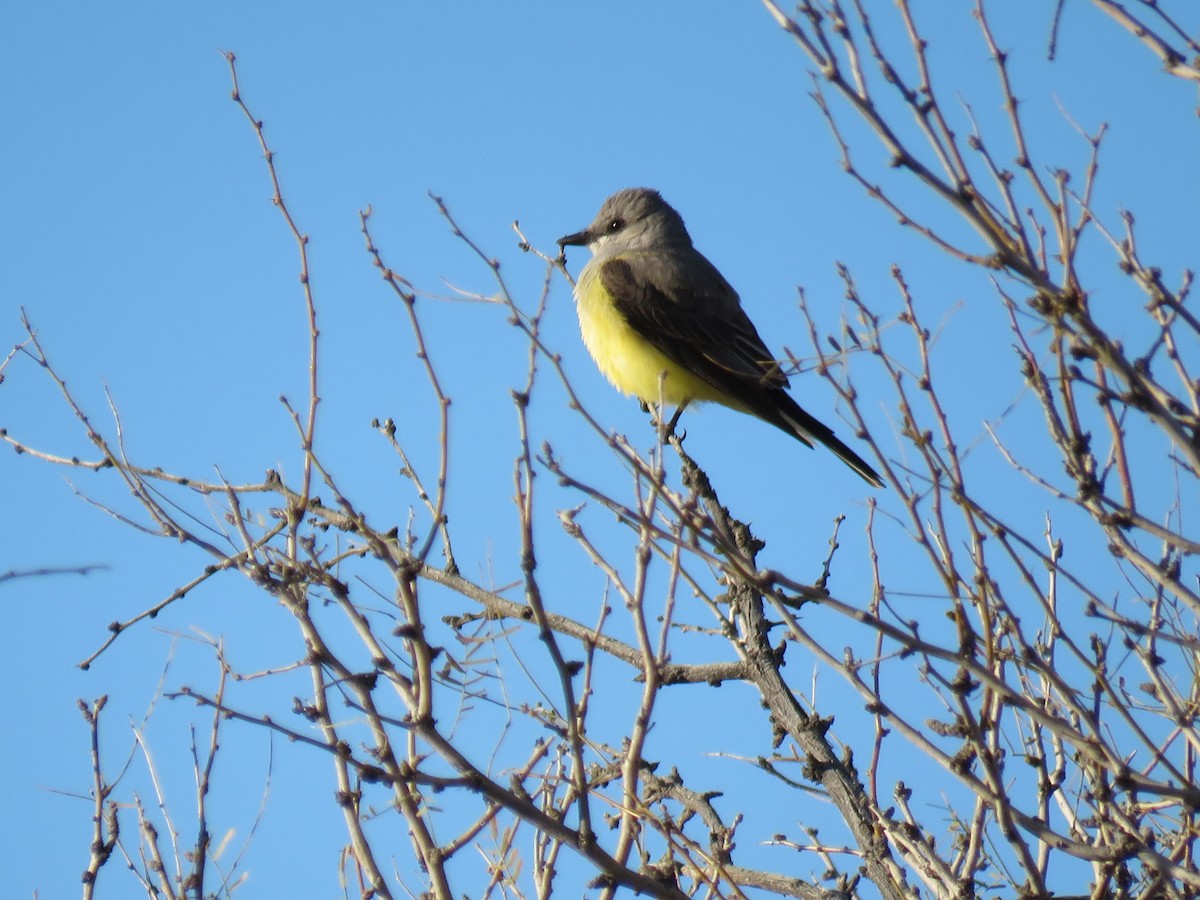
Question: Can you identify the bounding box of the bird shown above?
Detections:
[556,187,883,487]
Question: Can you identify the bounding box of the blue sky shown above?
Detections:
[3,2,1197,897]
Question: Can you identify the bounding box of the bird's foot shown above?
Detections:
[649,405,687,444]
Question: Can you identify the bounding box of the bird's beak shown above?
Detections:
[556,228,591,249]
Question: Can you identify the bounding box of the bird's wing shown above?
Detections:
[599,252,885,486]
[598,254,789,401]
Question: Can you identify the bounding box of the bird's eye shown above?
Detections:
[607,217,624,232]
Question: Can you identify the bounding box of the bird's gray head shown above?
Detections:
[558,187,692,257]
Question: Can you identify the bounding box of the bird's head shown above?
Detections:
[558,187,692,258]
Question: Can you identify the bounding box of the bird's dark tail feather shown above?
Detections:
[775,398,884,488]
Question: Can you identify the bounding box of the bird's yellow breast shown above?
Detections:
[574,260,725,407]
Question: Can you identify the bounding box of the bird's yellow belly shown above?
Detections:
[575,267,722,406]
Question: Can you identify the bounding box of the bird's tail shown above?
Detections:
[777,400,884,488]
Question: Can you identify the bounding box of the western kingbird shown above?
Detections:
[557,187,883,487]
